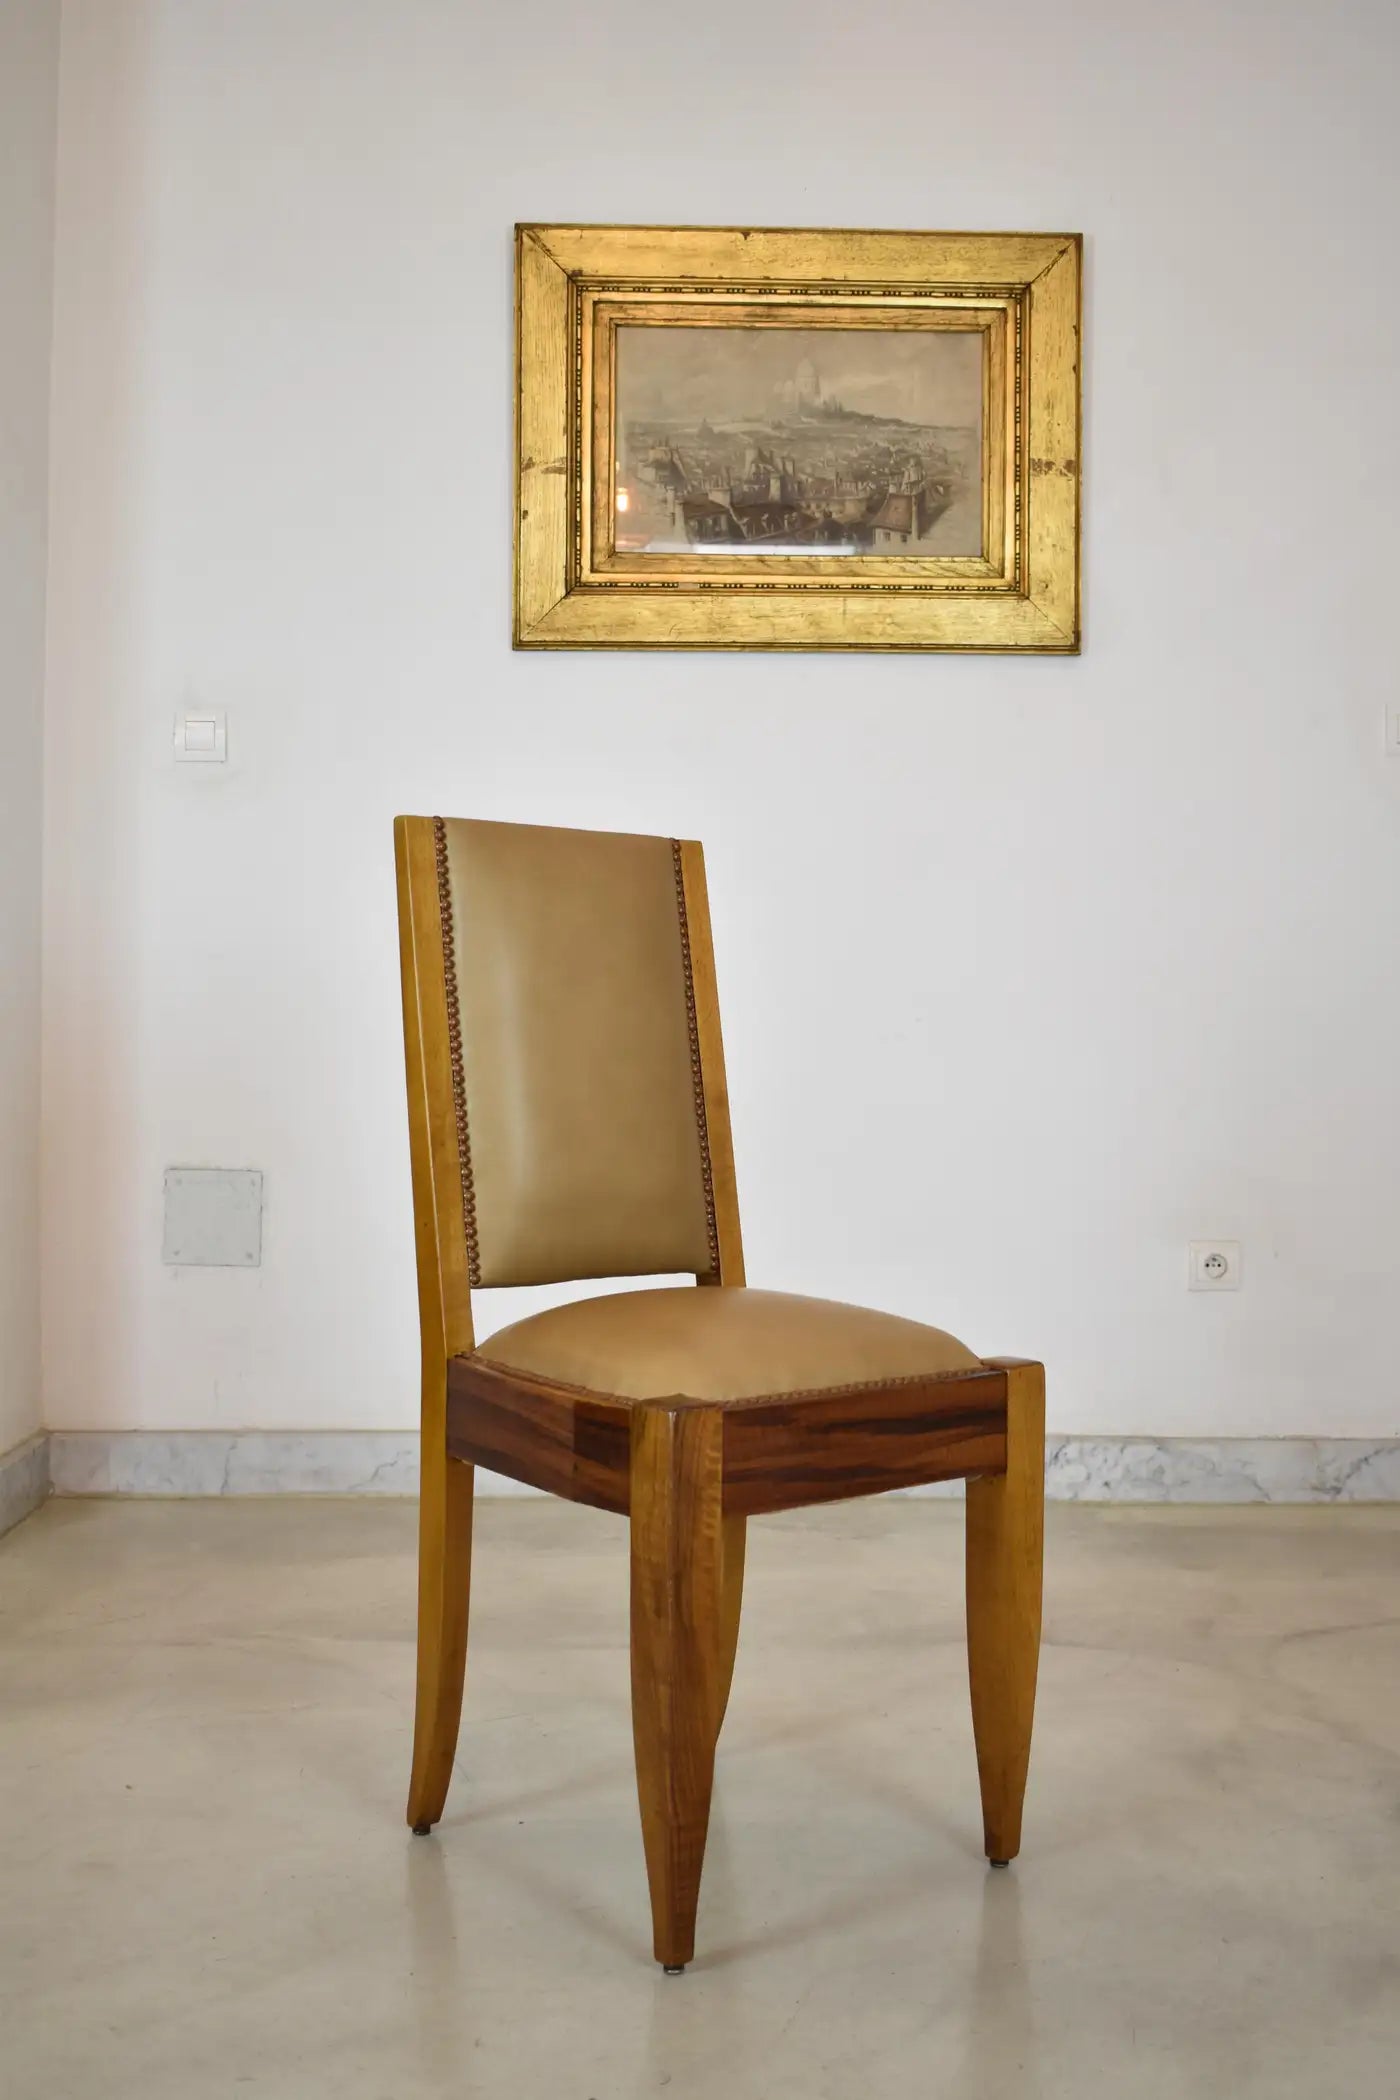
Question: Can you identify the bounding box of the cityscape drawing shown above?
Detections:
[614,325,983,558]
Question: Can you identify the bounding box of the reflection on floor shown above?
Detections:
[2,1496,1398,2099]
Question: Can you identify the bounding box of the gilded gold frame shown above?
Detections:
[515,224,1081,653]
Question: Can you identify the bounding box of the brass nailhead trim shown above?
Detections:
[466,1353,998,1411]
[432,817,482,1288]
[671,840,721,1281]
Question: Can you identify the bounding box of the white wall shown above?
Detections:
[42,0,1400,1441]
[0,0,59,1459]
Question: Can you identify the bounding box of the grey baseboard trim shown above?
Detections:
[1046,1435,1400,1503]
[0,1433,52,1538]
[40,1430,1400,1503]
[49,1431,422,1497]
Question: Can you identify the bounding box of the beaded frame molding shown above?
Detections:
[514,223,1081,653]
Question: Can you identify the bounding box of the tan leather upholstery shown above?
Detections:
[436,818,714,1288]
[475,1286,981,1403]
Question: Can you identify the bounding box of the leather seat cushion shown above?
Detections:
[474,1286,981,1405]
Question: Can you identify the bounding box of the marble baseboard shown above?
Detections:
[1042,1435,1400,1503]
[48,1431,423,1498]
[0,1433,52,1537]
[39,1430,1400,1502]
[874,1437,1400,1502]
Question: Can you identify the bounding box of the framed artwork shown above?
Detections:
[514,224,1081,653]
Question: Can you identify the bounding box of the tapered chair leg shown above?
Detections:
[630,1401,726,1971]
[406,1439,474,1833]
[965,1360,1045,1865]
[717,1513,746,1733]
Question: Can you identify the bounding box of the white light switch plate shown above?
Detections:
[174,709,227,763]
[163,1169,263,1266]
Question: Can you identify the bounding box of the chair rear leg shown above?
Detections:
[965,1360,1045,1864]
[717,1513,746,1733]
[407,1442,474,1833]
[629,1402,726,1971]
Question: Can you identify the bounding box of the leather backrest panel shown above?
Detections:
[434,817,717,1287]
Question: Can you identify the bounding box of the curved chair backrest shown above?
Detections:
[394,816,743,1361]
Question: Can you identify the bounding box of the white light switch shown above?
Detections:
[174,709,227,763]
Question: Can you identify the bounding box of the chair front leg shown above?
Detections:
[965,1360,1045,1865]
[629,1400,726,1972]
[407,1400,474,1834]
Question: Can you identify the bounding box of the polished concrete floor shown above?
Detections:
[2,1496,1398,2100]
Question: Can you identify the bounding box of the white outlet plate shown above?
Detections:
[1386,703,1400,756]
[1188,1240,1241,1291]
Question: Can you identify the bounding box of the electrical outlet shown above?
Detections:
[1387,703,1400,756]
[1188,1240,1241,1291]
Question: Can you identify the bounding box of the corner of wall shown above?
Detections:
[0,0,60,1461]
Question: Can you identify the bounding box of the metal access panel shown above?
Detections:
[162,1168,264,1267]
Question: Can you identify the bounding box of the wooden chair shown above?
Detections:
[394,815,1044,1972]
